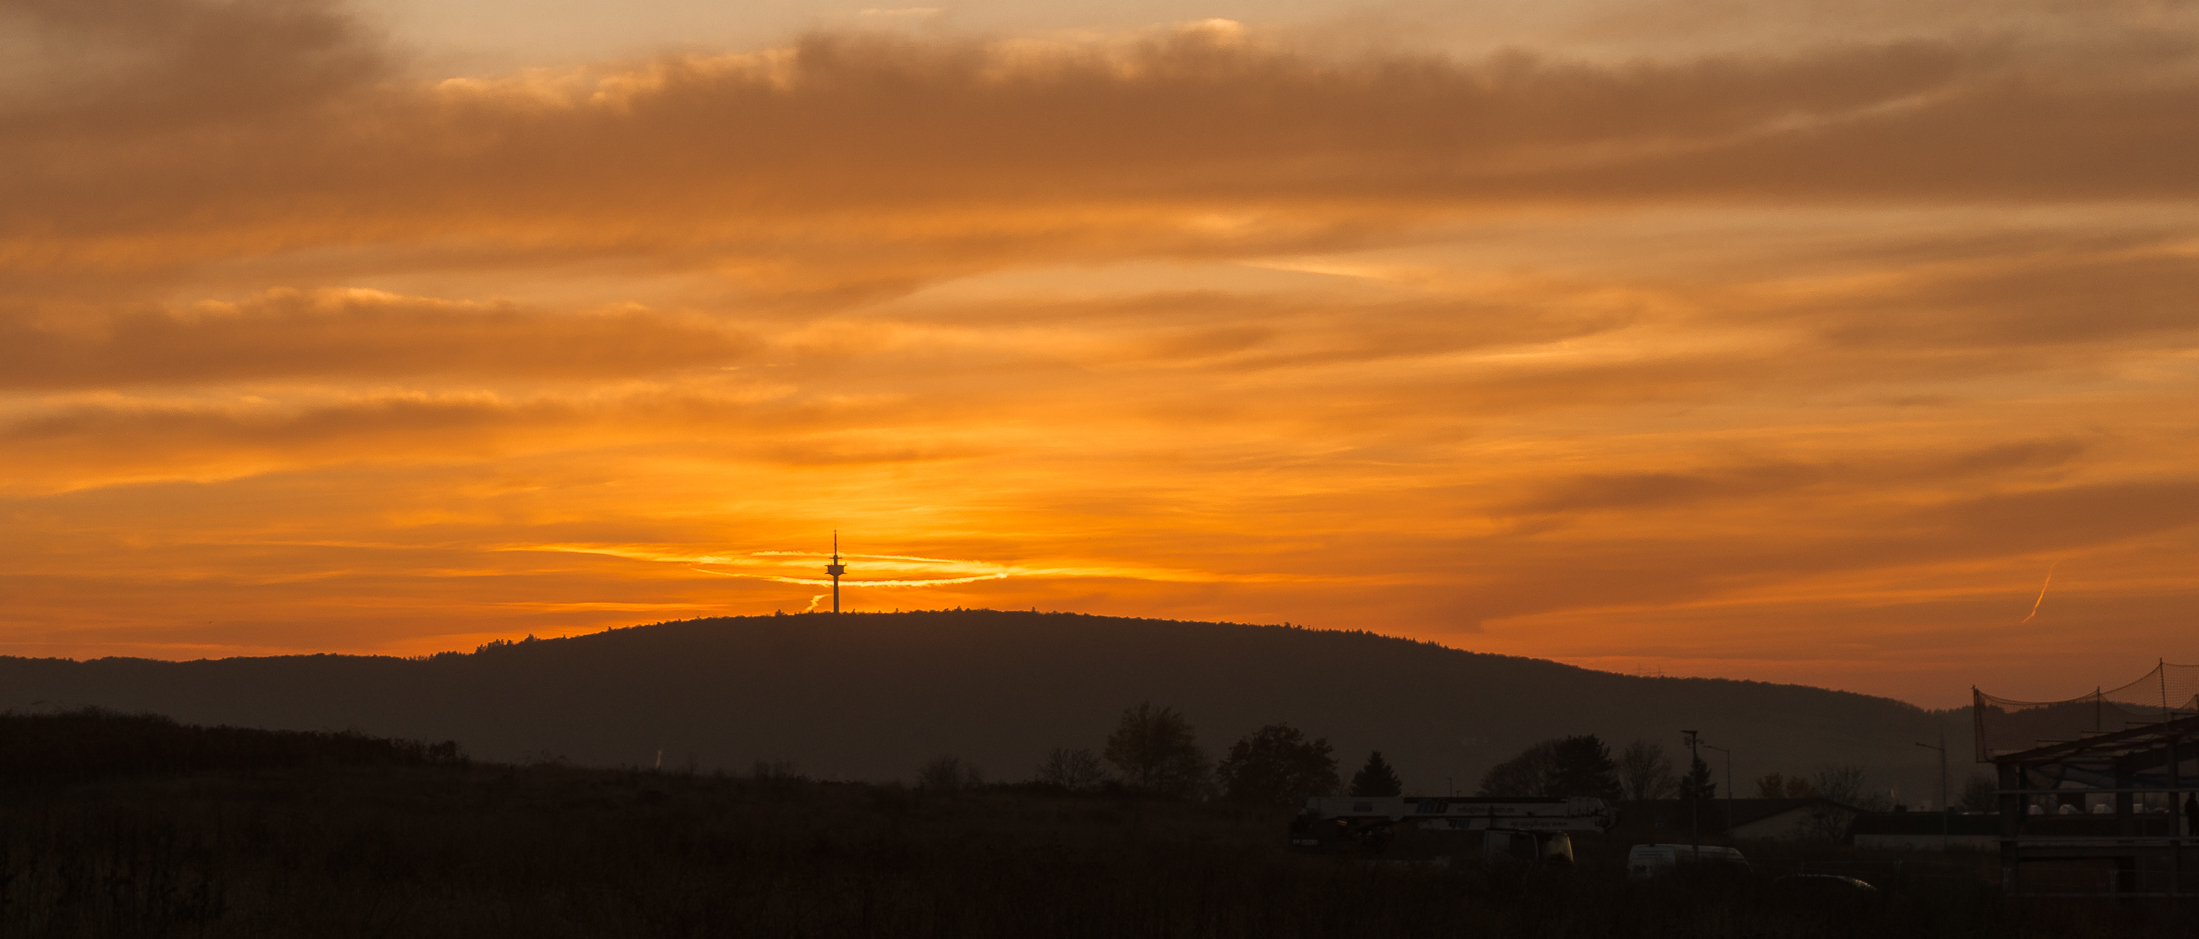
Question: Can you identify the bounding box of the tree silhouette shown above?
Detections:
[1216,723,1339,805]
[1754,772,1815,799]
[917,755,982,791]
[1617,739,1677,800]
[1477,740,1560,796]
[1349,751,1403,797]
[1103,702,1208,798]
[1808,763,1890,811]
[1481,736,1622,799]
[1035,747,1108,791]
[1551,735,1622,800]
[1679,752,1715,801]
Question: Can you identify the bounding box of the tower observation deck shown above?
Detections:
[825,532,846,613]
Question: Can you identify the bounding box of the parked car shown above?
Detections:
[1772,873,1876,894]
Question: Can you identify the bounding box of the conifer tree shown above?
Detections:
[1551,734,1623,800]
[1679,752,1716,801]
[1350,751,1404,797]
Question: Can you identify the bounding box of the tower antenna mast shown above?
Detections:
[825,532,846,614]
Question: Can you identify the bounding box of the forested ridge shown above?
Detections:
[0,610,1969,797]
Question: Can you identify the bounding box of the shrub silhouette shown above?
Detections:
[1035,747,1108,791]
[917,755,984,790]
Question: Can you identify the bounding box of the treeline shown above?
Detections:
[917,701,1409,805]
[1473,734,1996,813]
[912,705,1953,812]
[0,708,463,786]
[1475,735,1705,801]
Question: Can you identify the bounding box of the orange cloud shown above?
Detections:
[2,0,2197,706]
[6,3,2196,298]
[0,289,757,389]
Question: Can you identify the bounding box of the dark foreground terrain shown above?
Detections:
[0,710,2181,938]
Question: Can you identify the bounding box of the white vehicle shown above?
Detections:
[1626,843,1750,878]
[1291,797,1616,861]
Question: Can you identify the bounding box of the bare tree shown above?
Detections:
[1103,702,1208,798]
[1617,739,1677,800]
[1809,764,1892,811]
[1810,764,1865,806]
[917,755,983,791]
[1036,747,1109,791]
[1796,768,1870,843]
[1754,772,1814,799]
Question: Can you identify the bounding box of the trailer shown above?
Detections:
[1290,796,1617,864]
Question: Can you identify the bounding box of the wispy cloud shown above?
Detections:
[2,0,2196,705]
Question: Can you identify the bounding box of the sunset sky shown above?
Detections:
[5,0,2196,707]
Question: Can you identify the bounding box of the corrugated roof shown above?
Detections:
[1991,713,2199,764]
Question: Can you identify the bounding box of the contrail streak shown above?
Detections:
[691,569,1011,587]
[2020,561,2059,624]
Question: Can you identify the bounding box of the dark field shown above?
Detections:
[0,711,2186,938]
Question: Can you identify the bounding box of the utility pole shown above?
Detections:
[1683,730,1700,858]
[1704,743,1733,838]
[1917,735,1949,846]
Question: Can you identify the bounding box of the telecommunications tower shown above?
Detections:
[825,532,846,613]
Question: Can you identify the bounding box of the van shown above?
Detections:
[1627,843,1750,878]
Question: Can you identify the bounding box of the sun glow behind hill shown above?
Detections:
[4,0,2199,706]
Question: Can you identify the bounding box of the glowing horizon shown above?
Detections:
[5,0,2198,708]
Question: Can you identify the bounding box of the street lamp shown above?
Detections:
[1917,735,1949,845]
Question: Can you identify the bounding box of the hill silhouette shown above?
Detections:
[0,611,1972,799]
